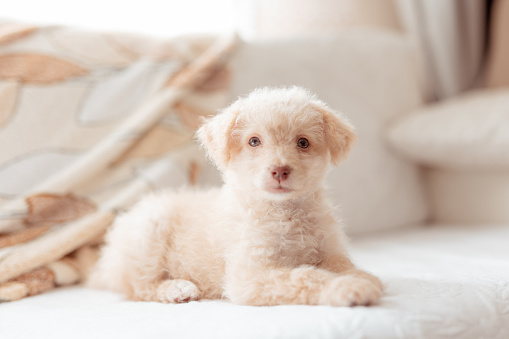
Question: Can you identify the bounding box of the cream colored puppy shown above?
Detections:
[90,87,383,306]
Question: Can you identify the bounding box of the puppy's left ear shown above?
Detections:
[312,101,357,166]
[196,102,242,170]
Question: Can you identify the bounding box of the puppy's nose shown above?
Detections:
[271,166,292,182]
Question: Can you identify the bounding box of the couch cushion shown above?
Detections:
[1,224,508,339]
[387,89,509,170]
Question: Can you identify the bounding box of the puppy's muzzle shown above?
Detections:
[270,166,292,183]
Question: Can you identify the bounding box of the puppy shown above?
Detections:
[89,86,383,306]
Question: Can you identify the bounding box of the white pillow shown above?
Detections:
[387,89,509,170]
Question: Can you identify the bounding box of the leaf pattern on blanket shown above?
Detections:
[0,23,38,45]
[76,60,156,124]
[0,54,87,83]
[0,151,81,197]
[13,267,54,296]
[193,66,230,92]
[24,193,96,227]
[173,102,210,130]
[0,225,51,249]
[111,124,191,166]
[105,33,181,61]
[0,20,234,302]
[0,81,19,127]
[47,30,134,67]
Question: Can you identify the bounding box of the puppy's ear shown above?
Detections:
[196,102,242,170]
[312,101,357,166]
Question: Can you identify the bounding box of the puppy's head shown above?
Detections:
[197,87,356,200]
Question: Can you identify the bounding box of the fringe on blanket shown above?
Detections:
[0,21,237,302]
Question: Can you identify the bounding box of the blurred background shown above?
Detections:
[3,0,505,99]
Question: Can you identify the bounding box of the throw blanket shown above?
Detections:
[0,22,236,301]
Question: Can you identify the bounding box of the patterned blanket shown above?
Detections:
[0,21,236,301]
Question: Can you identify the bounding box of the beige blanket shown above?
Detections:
[0,22,235,301]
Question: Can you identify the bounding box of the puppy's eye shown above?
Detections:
[297,138,309,149]
[249,137,261,147]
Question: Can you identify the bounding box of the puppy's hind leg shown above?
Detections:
[127,241,202,303]
[97,194,203,303]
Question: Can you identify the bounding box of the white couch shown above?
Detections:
[2,31,508,339]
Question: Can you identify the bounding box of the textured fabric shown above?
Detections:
[387,89,509,170]
[0,21,235,301]
[228,31,428,235]
[1,224,508,339]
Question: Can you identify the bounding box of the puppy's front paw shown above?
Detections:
[157,279,201,303]
[320,275,383,307]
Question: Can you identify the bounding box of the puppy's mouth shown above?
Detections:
[266,185,293,194]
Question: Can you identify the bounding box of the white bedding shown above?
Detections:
[2,224,508,339]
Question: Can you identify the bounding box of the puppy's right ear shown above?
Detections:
[196,102,242,170]
[311,100,357,166]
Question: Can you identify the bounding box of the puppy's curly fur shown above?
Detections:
[89,87,383,306]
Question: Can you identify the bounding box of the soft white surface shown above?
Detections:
[388,89,509,170]
[225,32,428,235]
[2,224,508,339]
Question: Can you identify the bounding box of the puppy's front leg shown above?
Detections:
[225,264,337,306]
[319,254,383,306]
